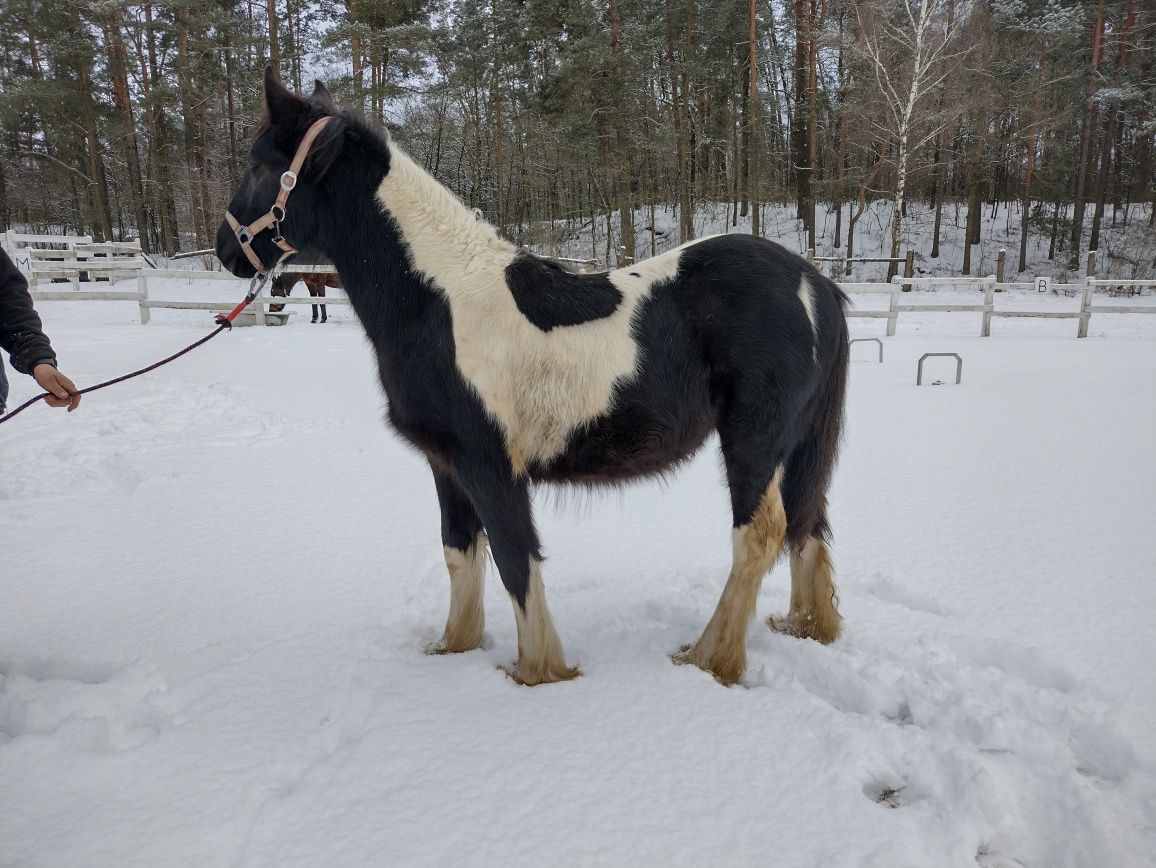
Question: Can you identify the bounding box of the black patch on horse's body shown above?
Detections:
[504,251,622,332]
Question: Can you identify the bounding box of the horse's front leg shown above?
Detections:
[457,461,579,686]
[426,466,487,654]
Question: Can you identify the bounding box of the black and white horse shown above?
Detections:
[216,70,850,686]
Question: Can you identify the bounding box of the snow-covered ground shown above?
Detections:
[3,283,1155,867]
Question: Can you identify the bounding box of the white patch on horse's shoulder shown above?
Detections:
[375,143,651,468]
[797,274,819,361]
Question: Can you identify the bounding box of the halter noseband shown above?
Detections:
[225,116,333,275]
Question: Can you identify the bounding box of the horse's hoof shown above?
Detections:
[767,613,795,635]
[670,644,743,686]
[499,662,581,686]
[424,637,482,655]
[768,612,838,643]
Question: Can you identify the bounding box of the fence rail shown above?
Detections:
[24,252,1156,336]
[829,272,1156,337]
[4,232,145,289]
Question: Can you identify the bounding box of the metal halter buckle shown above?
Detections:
[271,204,287,223]
[280,171,298,191]
[237,227,252,244]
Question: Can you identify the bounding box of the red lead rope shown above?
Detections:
[0,283,261,427]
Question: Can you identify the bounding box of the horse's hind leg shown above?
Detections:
[308,280,328,323]
[426,467,487,654]
[768,375,844,644]
[674,445,788,686]
[769,529,840,644]
[770,474,841,643]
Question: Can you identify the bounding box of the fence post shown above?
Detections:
[806,248,816,267]
[617,245,626,268]
[901,249,914,291]
[137,271,151,325]
[1079,250,1097,338]
[253,296,266,327]
[995,249,1006,289]
[1077,277,1093,338]
[886,289,898,336]
[981,280,994,337]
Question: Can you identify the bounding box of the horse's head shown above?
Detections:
[215,68,346,279]
[268,273,293,313]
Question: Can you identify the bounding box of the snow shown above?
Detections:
[3,281,1156,867]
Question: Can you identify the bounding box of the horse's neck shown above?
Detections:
[315,142,514,346]
[375,144,514,294]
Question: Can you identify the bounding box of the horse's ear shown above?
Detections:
[311,79,333,108]
[264,65,303,127]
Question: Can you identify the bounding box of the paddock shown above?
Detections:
[2,292,1154,866]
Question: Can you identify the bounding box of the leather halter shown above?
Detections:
[225,116,332,275]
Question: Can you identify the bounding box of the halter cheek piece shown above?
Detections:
[225,116,333,276]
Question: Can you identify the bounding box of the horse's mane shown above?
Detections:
[263,94,509,262]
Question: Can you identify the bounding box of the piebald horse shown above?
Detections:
[216,70,849,686]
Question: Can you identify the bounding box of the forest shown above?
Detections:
[0,0,1151,277]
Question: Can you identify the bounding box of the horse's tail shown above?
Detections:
[782,285,849,551]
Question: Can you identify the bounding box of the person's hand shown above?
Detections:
[32,364,81,411]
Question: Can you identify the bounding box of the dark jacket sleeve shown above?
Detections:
[0,247,56,375]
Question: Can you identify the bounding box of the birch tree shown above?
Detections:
[857,0,961,279]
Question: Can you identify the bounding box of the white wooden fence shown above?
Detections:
[3,231,92,278]
[13,234,1151,339]
[137,267,346,325]
[30,266,347,326]
[2,231,144,289]
[835,275,1156,338]
[21,251,1156,337]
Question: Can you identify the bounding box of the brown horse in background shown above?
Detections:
[269,254,341,322]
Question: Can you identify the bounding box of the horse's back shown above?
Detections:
[623,234,846,383]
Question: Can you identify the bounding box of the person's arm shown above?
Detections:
[0,248,80,411]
